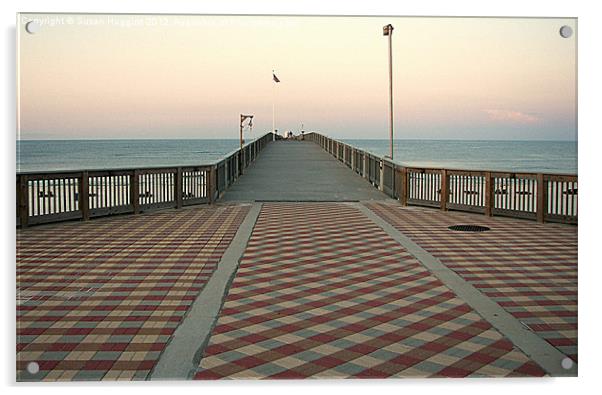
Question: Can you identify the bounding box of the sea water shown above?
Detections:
[17,138,577,174]
[342,139,577,174]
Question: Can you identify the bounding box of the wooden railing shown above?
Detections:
[306,132,577,224]
[16,133,273,227]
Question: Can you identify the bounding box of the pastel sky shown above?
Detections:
[18,14,576,140]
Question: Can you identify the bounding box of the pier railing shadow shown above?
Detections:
[16,133,274,227]
[306,132,577,225]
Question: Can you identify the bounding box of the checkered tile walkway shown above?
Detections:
[16,205,249,381]
[366,202,577,363]
[194,203,544,379]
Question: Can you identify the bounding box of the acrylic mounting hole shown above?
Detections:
[561,357,574,370]
[25,21,40,34]
[27,361,40,374]
[559,25,573,38]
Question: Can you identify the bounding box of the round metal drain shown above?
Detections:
[448,224,490,232]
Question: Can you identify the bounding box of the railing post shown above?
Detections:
[362,151,370,179]
[537,173,547,223]
[440,169,449,211]
[131,170,140,214]
[485,171,493,217]
[18,175,29,228]
[80,171,90,220]
[379,160,384,191]
[175,167,183,209]
[208,166,216,204]
[394,167,402,199]
[400,167,408,206]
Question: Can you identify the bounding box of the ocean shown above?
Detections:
[17,138,577,174]
[343,139,577,174]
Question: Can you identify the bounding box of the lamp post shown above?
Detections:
[383,24,394,159]
[240,114,253,174]
[240,114,254,150]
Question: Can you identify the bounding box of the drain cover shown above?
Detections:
[448,224,490,232]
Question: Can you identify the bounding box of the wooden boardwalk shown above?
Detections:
[16,137,578,381]
[221,140,387,202]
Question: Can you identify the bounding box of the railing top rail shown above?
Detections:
[17,132,273,177]
[309,132,577,178]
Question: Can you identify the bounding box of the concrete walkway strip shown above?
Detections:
[354,203,577,377]
[150,203,262,380]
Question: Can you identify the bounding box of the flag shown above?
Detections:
[272,73,280,83]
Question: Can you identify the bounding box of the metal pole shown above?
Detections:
[272,75,276,138]
[240,114,244,151]
[240,114,244,175]
[388,28,394,159]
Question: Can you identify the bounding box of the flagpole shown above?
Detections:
[272,70,276,139]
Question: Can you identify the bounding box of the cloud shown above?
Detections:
[483,109,541,124]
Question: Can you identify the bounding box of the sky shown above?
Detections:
[18,14,577,140]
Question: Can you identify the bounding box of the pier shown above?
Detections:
[16,133,577,380]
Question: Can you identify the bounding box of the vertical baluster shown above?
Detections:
[67,178,71,212]
[159,173,162,202]
[163,172,167,202]
[49,179,54,214]
[458,176,462,205]
[55,178,59,213]
[550,181,558,214]
[532,179,536,212]
[560,181,568,215]
[428,173,437,201]
[158,173,162,203]
[463,176,467,206]
[36,179,40,215]
[500,178,504,209]
[93,176,97,209]
[572,181,576,216]
[148,173,152,204]
[510,179,514,211]
[573,182,579,216]
[516,178,520,211]
[471,176,474,206]
[518,178,525,211]
[42,179,47,215]
[28,179,34,217]
[61,178,65,213]
[557,181,561,215]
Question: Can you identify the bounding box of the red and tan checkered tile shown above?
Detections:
[194,203,544,379]
[16,205,249,381]
[366,201,577,363]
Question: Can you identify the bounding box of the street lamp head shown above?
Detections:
[383,24,394,36]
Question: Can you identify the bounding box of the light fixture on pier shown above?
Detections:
[239,114,254,175]
[383,24,394,160]
[240,114,254,150]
